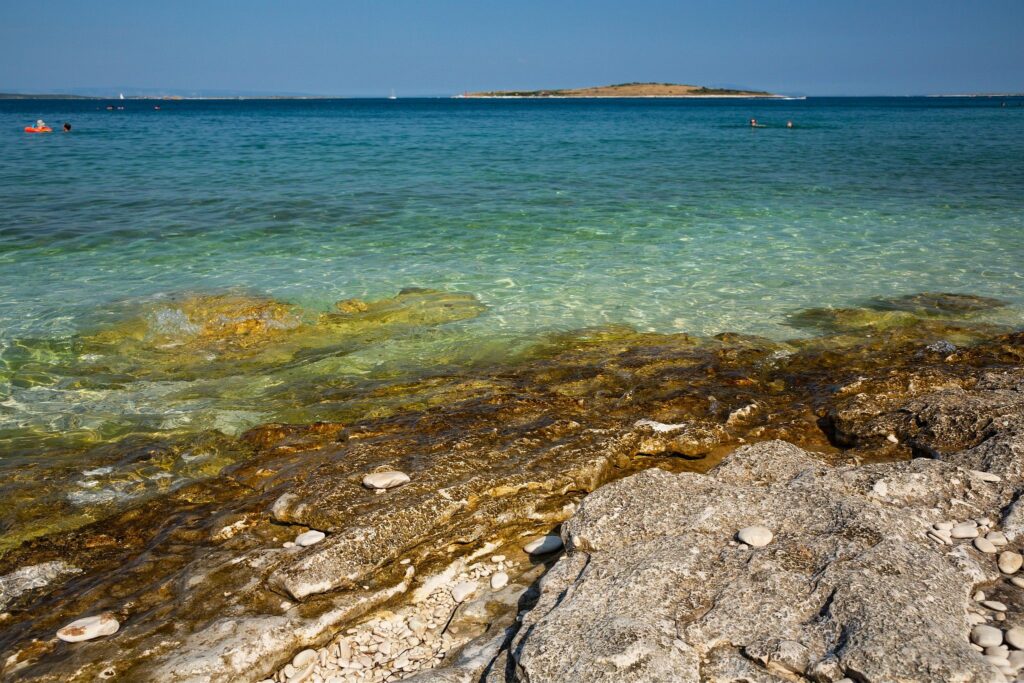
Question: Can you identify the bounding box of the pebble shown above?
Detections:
[1011,650,1024,667]
[361,471,411,490]
[283,541,295,548]
[934,521,955,531]
[1011,577,1024,589]
[292,649,318,668]
[451,581,477,602]
[490,572,509,590]
[295,530,325,547]
[987,645,1011,658]
[1000,552,1024,575]
[988,531,1009,546]
[983,600,1008,612]
[975,537,999,554]
[970,469,1003,483]
[737,526,774,547]
[523,535,564,555]
[927,530,952,545]
[1006,627,1024,650]
[491,555,506,563]
[972,624,1004,648]
[56,613,120,642]
[975,591,988,601]
[952,523,980,539]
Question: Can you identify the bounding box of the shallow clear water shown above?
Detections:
[0,96,1023,541]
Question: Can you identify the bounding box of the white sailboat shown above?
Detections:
[119,92,125,100]
[388,89,397,100]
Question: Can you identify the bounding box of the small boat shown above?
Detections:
[388,89,397,100]
[119,92,125,100]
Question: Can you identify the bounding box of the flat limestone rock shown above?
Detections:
[508,440,1009,682]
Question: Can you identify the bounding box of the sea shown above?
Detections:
[1,96,1022,547]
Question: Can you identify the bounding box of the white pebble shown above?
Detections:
[987,531,1008,546]
[292,649,318,668]
[952,523,980,539]
[970,470,1002,483]
[491,555,506,563]
[451,581,477,602]
[934,521,954,531]
[983,600,1008,612]
[975,591,988,601]
[972,624,1004,648]
[362,471,410,490]
[975,537,998,554]
[1000,551,1024,575]
[490,571,509,590]
[523,535,564,555]
[1011,576,1024,589]
[295,530,326,547]
[999,626,1024,651]
[737,526,774,547]
[56,613,120,642]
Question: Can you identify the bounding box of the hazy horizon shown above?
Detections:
[2,0,1022,98]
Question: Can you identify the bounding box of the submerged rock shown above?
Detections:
[871,291,1008,316]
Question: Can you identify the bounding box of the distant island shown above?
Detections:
[460,82,783,98]
[0,92,101,100]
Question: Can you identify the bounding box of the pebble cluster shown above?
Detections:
[928,513,1024,680]
[261,554,520,683]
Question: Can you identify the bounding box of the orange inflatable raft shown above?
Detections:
[24,126,52,133]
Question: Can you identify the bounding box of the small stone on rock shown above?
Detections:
[295,530,325,547]
[952,523,980,539]
[975,537,998,554]
[1005,627,1024,650]
[1000,551,1024,575]
[56,613,120,642]
[362,471,411,490]
[972,624,1004,648]
[983,600,1008,612]
[451,581,477,602]
[737,525,774,547]
[523,535,564,555]
[490,571,509,590]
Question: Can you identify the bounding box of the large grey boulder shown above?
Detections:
[508,440,1013,682]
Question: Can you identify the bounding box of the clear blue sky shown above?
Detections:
[1,0,1021,96]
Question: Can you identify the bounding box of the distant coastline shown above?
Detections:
[459,82,783,99]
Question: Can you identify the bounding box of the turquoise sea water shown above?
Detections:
[0,97,1023,538]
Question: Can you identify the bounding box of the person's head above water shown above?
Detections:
[786,120,793,128]
[36,119,45,128]
[750,118,757,126]
[63,122,71,132]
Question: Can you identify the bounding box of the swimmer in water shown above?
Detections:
[786,120,794,128]
[750,118,758,127]
[63,122,71,132]
[36,119,47,129]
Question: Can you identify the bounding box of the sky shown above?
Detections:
[1,0,1022,97]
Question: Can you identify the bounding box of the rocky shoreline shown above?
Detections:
[0,293,1022,682]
